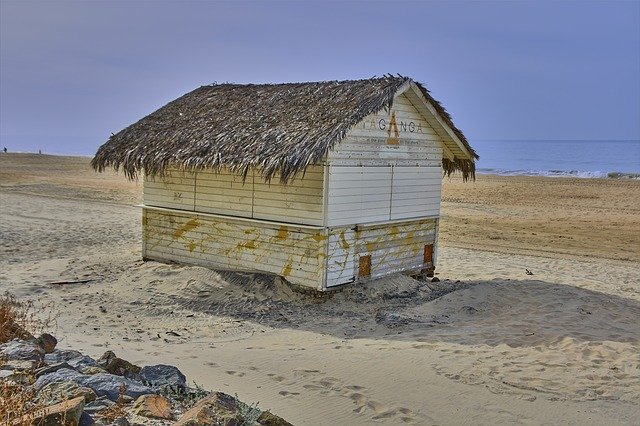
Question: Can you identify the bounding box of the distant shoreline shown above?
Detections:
[477,168,640,179]
[2,152,638,180]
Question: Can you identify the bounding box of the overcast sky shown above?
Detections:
[1,0,639,155]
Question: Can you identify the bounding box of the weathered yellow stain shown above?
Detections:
[339,231,350,249]
[173,218,200,239]
[186,241,197,252]
[312,233,327,242]
[390,226,399,236]
[276,225,290,240]
[366,242,375,252]
[237,240,257,250]
[282,261,293,277]
[405,231,415,244]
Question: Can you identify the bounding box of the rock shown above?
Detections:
[44,350,102,374]
[35,368,152,401]
[35,368,86,391]
[35,362,73,378]
[45,349,85,364]
[97,351,141,378]
[374,312,417,328]
[175,392,244,426]
[0,338,44,364]
[460,305,478,314]
[139,364,187,390]
[0,370,31,385]
[79,412,95,426]
[1,359,38,372]
[68,355,101,372]
[84,397,115,415]
[133,394,174,420]
[93,416,130,426]
[26,395,85,426]
[36,333,58,353]
[37,380,97,405]
[81,373,151,402]
[257,411,293,426]
[79,366,107,376]
[110,418,130,426]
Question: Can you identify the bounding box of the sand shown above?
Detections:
[1,153,639,425]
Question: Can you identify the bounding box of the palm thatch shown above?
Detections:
[92,75,478,182]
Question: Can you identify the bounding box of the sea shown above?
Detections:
[472,140,640,179]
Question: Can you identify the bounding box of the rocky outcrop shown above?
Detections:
[133,394,174,420]
[97,351,141,378]
[139,364,187,391]
[175,392,244,426]
[25,396,85,426]
[0,339,45,364]
[35,368,152,401]
[1,336,291,425]
[257,411,294,426]
[37,380,97,405]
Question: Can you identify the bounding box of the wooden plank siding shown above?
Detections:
[327,166,392,226]
[144,171,196,211]
[195,170,253,218]
[390,166,442,219]
[143,166,325,226]
[253,167,324,225]
[143,208,326,289]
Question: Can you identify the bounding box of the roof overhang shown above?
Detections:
[395,82,473,162]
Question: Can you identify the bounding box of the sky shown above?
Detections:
[1,0,639,155]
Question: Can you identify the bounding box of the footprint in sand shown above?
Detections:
[278,390,300,397]
[225,370,245,377]
[266,373,287,383]
[345,385,365,391]
[286,369,423,423]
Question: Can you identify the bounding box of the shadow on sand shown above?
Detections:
[168,268,640,347]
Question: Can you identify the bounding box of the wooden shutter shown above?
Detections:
[424,244,433,265]
[358,255,371,278]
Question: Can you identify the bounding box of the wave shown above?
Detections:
[477,168,640,179]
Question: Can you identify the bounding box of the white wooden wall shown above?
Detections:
[390,166,441,220]
[326,93,443,227]
[325,218,437,287]
[143,166,324,226]
[144,170,196,211]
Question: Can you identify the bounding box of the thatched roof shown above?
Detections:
[92,76,478,182]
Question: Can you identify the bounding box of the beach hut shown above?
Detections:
[92,76,477,291]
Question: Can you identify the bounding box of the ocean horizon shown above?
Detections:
[473,139,640,179]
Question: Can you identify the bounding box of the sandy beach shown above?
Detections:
[1,153,639,425]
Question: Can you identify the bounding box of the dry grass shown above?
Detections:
[0,379,39,425]
[97,383,128,423]
[1,292,55,425]
[0,291,56,344]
